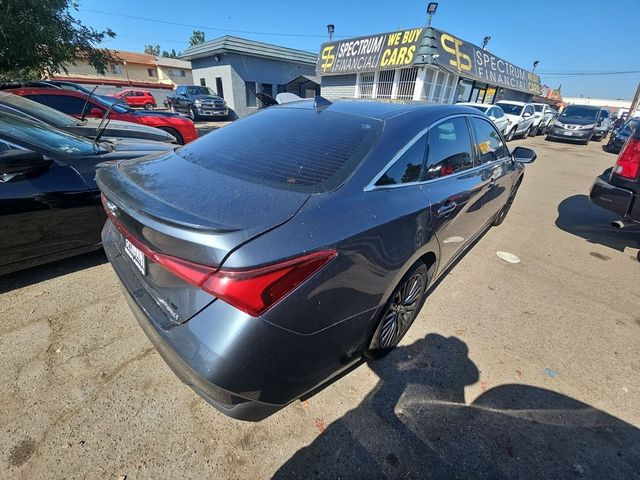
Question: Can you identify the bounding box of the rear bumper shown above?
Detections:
[102,221,283,421]
[589,174,635,218]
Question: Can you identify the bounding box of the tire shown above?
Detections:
[365,262,429,359]
[188,107,198,121]
[492,179,521,226]
[594,135,603,142]
[505,127,516,142]
[144,103,154,110]
[522,125,532,138]
[157,126,184,145]
[531,124,540,136]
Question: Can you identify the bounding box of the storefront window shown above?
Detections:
[357,72,375,98]
[377,70,395,99]
[356,67,419,100]
[457,79,474,103]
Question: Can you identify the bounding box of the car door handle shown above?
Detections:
[436,202,457,217]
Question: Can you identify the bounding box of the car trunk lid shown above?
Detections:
[97,150,311,323]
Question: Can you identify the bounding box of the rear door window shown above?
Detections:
[424,117,474,180]
[25,94,87,115]
[471,117,509,163]
[177,107,383,193]
[375,135,426,186]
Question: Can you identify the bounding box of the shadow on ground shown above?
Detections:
[0,250,107,294]
[555,194,640,253]
[274,334,640,479]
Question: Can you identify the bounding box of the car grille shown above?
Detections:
[199,99,225,109]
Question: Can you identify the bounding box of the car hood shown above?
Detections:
[557,116,597,126]
[102,138,175,154]
[503,113,522,122]
[79,118,175,142]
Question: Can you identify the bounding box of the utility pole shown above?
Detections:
[629,82,640,116]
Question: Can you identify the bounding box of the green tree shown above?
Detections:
[189,30,205,46]
[144,44,161,56]
[161,49,181,59]
[0,0,117,81]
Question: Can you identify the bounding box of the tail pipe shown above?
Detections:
[611,220,631,229]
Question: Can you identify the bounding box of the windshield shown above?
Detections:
[534,105,543,112]
[0,112,96,156]
[0,92,78,128]
[497,103,523,115]
[93,95,131,114]
[560,106,599,120]
[622,118,640,135]
[176,107,382,193]
[186,86,217,96]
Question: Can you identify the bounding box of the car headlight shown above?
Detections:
[194,99,202,107]
[580,123,595,130]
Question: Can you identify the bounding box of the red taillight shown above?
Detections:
[201,250,337,317]
[614,137,640,179]
[101,194,336,316]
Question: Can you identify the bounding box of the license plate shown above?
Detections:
[124,238,146,275]
[563,131,573,136]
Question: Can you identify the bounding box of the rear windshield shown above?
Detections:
[176,107,382,193]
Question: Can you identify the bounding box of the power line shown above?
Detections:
[83,8,357,39]
[539,70,640,77]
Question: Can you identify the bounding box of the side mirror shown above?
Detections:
[89,107,104,117]
[512,146,537,164]
[522,112,531,118]
[0,150,51,177]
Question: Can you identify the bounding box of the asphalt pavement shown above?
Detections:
[1,135,639,479]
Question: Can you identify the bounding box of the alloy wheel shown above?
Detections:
[376,273,425,349]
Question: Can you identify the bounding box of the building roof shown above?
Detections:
[113,51,156,66]
[180,36,317,65]
[156,57,192,69]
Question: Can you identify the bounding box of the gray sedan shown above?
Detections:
[97,100,536,421]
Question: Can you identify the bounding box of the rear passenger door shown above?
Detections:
[419,116,488,270]
[470,116,513,219]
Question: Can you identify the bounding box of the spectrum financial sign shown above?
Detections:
[434,29,542,96]
[317,28,424,75]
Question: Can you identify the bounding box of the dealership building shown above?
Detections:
[318,27,541,105]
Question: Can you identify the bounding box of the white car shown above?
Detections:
[458,102,509,135]
[496,101,537,141]
[532,103,555,135]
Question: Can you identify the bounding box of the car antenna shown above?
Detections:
[80,85,99,121]
[93,97,122,146]
[313,95,332,111]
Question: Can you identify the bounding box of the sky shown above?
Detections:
[75,0,640,100]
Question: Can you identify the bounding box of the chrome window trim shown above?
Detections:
[365,113,511,192]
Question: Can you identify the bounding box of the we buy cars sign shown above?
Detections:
[317,28,425,75]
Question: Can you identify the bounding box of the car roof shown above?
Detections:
[275,98,480,121]
[496,100,527,106]
[457,102,491,108]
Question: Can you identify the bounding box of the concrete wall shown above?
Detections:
[191,53,316,118]
[320,74,357,100]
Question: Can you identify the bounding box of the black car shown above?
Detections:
[0,91,177,144]
[590,122,640,243]
[604,117,639,154]
[165,85,228,121]
[98,99,536,421]
[546,105,602,145]
[0,111,174,275]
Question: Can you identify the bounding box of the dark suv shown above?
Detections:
[590,122,640,248]
[547,105,601,145]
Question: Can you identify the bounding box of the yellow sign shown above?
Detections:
[440,33,472,72]
[320,45,335,72]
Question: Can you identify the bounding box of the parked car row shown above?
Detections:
[0,81,197,144]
